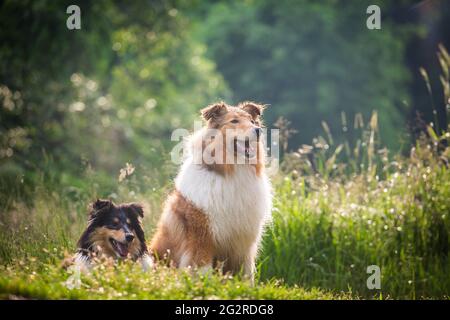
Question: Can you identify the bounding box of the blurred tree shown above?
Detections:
[198,0,418,149]
[0,0,228,188]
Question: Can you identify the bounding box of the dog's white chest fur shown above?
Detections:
[175,160,272,252]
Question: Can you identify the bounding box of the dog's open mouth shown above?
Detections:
[235,138,257,159]
[109,238,129,258]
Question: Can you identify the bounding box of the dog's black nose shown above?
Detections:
[125,234,135,242]
[254,127,261,138]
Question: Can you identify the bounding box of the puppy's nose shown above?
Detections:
[254,127,261,138]
[125,233,135,243]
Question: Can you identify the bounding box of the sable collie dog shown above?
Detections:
[74,199,152,271]
[150,101,272,280]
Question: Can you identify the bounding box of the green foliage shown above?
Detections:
[0,0,229,193]
[198,0,416,149]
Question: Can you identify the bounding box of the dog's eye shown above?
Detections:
[251,119,255,124]
[230,119,239,124]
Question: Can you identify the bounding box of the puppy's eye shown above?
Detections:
[251,120,255,124]
[230,119,239,124]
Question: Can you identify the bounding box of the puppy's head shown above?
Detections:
[77,199,147,260]
[200,101,266,160]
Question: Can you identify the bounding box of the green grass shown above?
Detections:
[258,116,450,299]
[0,259,347,300]
[261,146,450,299]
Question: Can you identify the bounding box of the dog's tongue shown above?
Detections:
[116,242,129,257]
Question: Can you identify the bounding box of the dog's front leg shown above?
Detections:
[242,244,258,285]
[178,241,214,273]
[179,251,213,270]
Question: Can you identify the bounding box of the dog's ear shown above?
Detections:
[201,102,228,121]
[239,101,266,120]
[89,199,112,218]
[93,199,112,211]
[126,203,144,219]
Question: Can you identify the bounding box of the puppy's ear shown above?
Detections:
[239,101,266,120]
[201,102,228,121]
[127,203,144,218]
[93,199,112,211]
[89,199,112,218]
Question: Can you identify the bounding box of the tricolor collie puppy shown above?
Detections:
[74,199,153,271]
[150,101,272,281]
